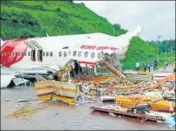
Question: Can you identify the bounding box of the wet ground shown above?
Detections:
[1,86,175,130]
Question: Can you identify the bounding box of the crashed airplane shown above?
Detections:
[0,26,143,88]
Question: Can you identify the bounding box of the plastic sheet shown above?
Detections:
[164,116,176,128]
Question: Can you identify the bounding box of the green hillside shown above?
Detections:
[1,1,174,70]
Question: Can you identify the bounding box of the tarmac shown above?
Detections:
[1,86,174,130]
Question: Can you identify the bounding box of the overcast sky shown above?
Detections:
[74,1,175,41]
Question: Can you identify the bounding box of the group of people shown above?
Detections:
[135,60,158,72]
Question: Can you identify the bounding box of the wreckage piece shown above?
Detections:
[100,96,115,102]
[1,74,30,88]
[54,82,77,98]
[159,73,175,83]
[53,82,78,105]
[90,105,165,122]
[125,72,153,82]
[115,96,176,112]
[1,74,17,88]
[153,72,173,81]
[34,80,54,101]
[99,60,126,79]
[34,81,78,105]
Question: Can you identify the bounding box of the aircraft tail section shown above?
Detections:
[114,26,144,58]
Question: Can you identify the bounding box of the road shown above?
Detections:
[1,86,174,130]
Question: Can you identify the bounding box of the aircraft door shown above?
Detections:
[37,49,43,62]
[31,49,36,61]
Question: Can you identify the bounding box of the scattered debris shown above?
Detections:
[17,99,39,103]
[7,103,50,119]
[100,96,115,102]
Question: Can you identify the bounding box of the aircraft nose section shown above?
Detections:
[0,38,28,67]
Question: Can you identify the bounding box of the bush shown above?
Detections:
[20,29,35,38]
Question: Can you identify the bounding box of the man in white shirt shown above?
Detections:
[136,62,140,71]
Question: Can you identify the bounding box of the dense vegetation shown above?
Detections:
[147,39,175,56]
[1,1,175,69]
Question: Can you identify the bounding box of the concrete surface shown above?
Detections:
[1,86,174,130]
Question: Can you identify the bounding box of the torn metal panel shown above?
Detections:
[1,75,16,88]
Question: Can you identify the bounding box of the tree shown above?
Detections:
[67,0,73,3]
[113,24,121,30]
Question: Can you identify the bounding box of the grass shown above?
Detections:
[1,1,174,69]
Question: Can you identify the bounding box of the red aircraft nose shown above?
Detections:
[0,38,28,67]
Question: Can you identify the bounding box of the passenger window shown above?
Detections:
[78,51,82,57]
[50,52,53,57]
[46,52,49,57]
[64,51,67,57]
[43,52,45,56]
[97,52,103,59]
[91,52,95,58]
[84,52,88,58]
[28,52,30,56]
[59,51,62,57]
[73,51,77,56]
[16,52,20,56]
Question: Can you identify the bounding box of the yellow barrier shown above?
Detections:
[34,81,78,105]
[53,94,75,106]
[34,80,54,101]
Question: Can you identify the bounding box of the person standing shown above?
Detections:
[153,60,158,71]
[136,62,140,71]
[147,61,151,72]
[143,62,147,72]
